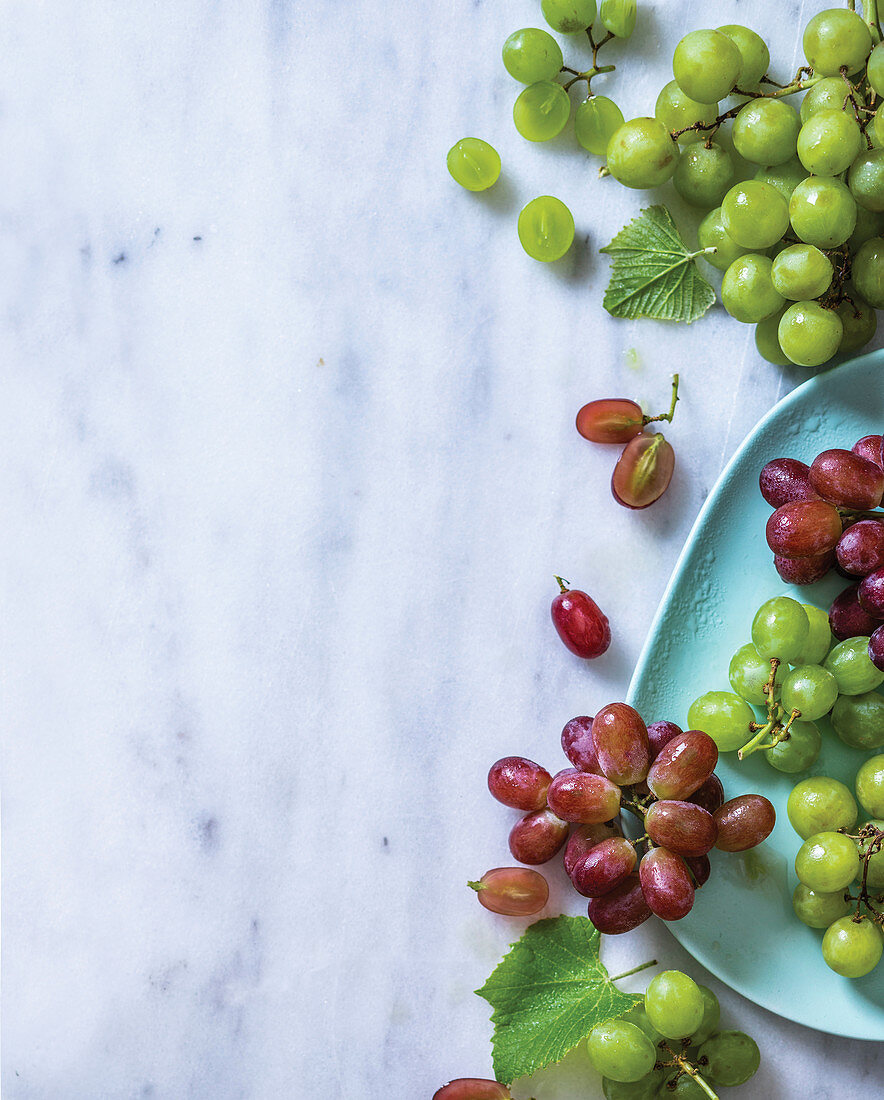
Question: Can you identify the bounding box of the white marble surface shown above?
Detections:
[2,0,883,1097]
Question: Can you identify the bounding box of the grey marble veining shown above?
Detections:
[2,0,882,1097]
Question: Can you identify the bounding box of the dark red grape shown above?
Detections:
[639,847,695,921]
[858,568,884,618]
[837,519,884,576]
[508,809,569,865]
[683,854,711,888]
[487,757,551,811]
[647,720,683,761]
[713,795,776,852]
[611,432,675,509]
[688,773,725,814]
[468,868,549,915]
[586,872,652,934]
[576,398,644,443]
[645,801,718,857]
[592,702,650,785]
[546,770,622,824]
[765,499,842,558]
[773,550,835,585]
[759,458,819,508]
[809,449,884,509]
[551,581,611,659]
[646,730,718,801]
[852,434,884,470]
[433,1081,511,1100]
[830,583,880,639]
[560,716,602,774]
[570,837,637,897]
[869,624,884,672]
[563,820,622,876]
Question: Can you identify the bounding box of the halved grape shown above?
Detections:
[576,398,643,443]
[611,432,675,509]
[502,28,564,83]
[447,138,501,191]
[606,118,679,188]
[469,867,549,914]
[787,775,857,839]
[518,195,574,261]
[713,794,775,851]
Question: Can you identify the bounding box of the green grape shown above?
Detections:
[645,971,704,1039]
[793,882,851,928]
[822,916,883,978]
[797,110,863,177]
[767,720,822,773]
[602,1070,666,1100]
[542,0,596,34]
[857,756,884,818]
[654,80,718,146]
[662,1075,707,1100]
[796,831,860,892]
[606,117,679,188]
[575,95,625,155]
[780,664,838,721]
[755,309,790,366]
[517,196,574,261]
[789,176,857,248]
[802,9,873,77]
[857,820,884,888]
[698,206,759,271]
[618,1002,664,1044]
[787,776,858,839]
[673,142,734,208]
[673,29,742,104]
[687,690,754,752]
[795,603,833,665]
[832,690,884,750]
[502,28,564,83]
[698,1031,760,1087]
[599,0,637,39]
[753,158,808,202]
[716,25,770,87]
[729,642,780,705]
[777,301,843,368]
[837,292,879,355]
[513,81,571,142]
[870,42,884,96]
[800,77,852,124]
[851,204,884,250]
[849,149,884,214]
[721,255,785,323]
[733,98,800,166]
[852,237,884,308]
[876,104,884,148]
[587,1019,656,1083]
[690,986,721,1046]
[446,138,501,192]
[721,180,789,248]
[771,244,833,301]
[751,596,809,663]
[824,636,884,696]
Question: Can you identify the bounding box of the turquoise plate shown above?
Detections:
[627,349,884,1040]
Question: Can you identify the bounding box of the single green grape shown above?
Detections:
[857,820,884,888]
[793,882,851,928]
[824,636,884,696]
[502,28,564,83]
[606,117,679,188]
[837,292,879,355]
[673,142,734,208]
[787,775,858,839]
[753,158,808,202]
[575,95,624,155]
[517,196,574,261]
[802,8,873,77]
[849,149,884,214]
[795,603,833,665]
[541,0,596,34]
[446,138,501,191]
[721,180,789,248]
[751,596,809,663]
[716,25,770,87]
[645,971,705,1039]
[662,1075,707,1100]
[587,1019,656,1083]
[690,986,721,1046]
[800,77,852,124]
[733,98,800,166]
[822,916,883,978]
[673,29,742,104]
[721,255,785,323]
[687,691,755,753]
[797,110,863,177]
[599,0,637,39]
[780,664,838,721]
[851,205,884,250]
[618,1001,664,1044]
[698,206,759,271]
[698,1031,760,1087]
[755,309,790,366]
[831,691,884,751]
[778,301,843,368]
[513,81,571,142]
[729,642,780,705]
[789,176,857,248]
[770,244,833,301]
[767,720,822,773]
[870,42,884,96]
[654,80,718,146]
[796,830,860,893]
[601,1070,666,1100]
[852,237,884,308]
[856,756,884,818]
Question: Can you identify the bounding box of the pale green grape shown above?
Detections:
[856,756,884,818]
[542,0,596,34]
[850,205,884,250]
[831,690,884,750]
[690,986,721,1046]
[606,117,679,188]
[787,776,858,839]
[599,0,636,39]
[852,237,884,308]
[857,820,884,888]
[517,196,574,261]
[602,1071,666,1100]
[753,158,808,202]
[587,1020,656,1083]
[789,176,857,248]
[822,916,883,978]
[755,309,790,365]
[618,1002,663,1044]
[767,720,821,773]
[781,665,838,721]
[797,110,863,177]
[687,690,754,752]
[575,95,624,155]
[721,180,789,248]
[824,636,884,696]
[751,596,809,663]
[795,831,860,892]
[502,28,564,83]
[876,104,884,148]
[673,142,734,207]
[446,138,501,191]
[802,9,873,77]
[771,244,833,300]
[792,882,851,928]
[645,971,705,1039]
[698,1032,760,1087]
[795,603,833,665]
[716,25,769,86]
[698,206,759,271]
[729,642,779,705]
[654,81,718,147]
[733,98,800,166]
[777,301,843,367]
[513,81,571,142]
[837,292,879,355]
[800,77,851,124]
[870,42,884,96]
[849,149,884,214]
[721,255,785,323]
[672,29,742,105]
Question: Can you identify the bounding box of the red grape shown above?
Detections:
[869,624,884,672]
[611,432,675,509]
[713,795,775,852]
[809,449,884,509]
[765,499,842,558]
[592,702,651,785]
[759,458,819,508]
[774,550,836,585]
[487,757,551,811]
[560,715,602,774]
[645,801,718,857]
[830,583,879,639]
[683,853,711,888]
[858,568,884,618]
[563,820,622,876]
[547,770,622,824]
[551,581,611,659]
[639,847,695,921]
[852,434,884,470]
[646,730,718,801]
[586,872,652,934]
[433,1082,510,1100]
[570,837,637,897]
[576,398,644,443]
[837,519,884,576]
[687,773,725,814]
[468,868,549,915]
[508,809,569,865]
[647,720,683,761]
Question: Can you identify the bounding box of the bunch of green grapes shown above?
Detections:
[587,969,761,1098]
[788,758,884,978]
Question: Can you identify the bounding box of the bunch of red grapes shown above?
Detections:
[475,704,775,932]
[760,434,884,670]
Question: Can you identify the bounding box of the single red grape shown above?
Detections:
[560,715,603,773]
[713,795,775,852]
[586,872,651,934]
[773,550,835,585]
[563,820,622,876]
[569,837,637,897]
[687,773,725,814]
[683,853,711,888]
[547,769,622,824]
[759,458,819,508]
[611,432,675,509]
[551,580,611,658]
[646,720,683,761]
[858,568,884,618]
[433,1081,511,1100]
[870,624,884,671]
[639,847,695,920]
[765,499,842,558]
[576,398,644,443]
[837,519,884,576]
[487,757,551,811]
[830,583,880,640]
[468,868,549,915]
[592,702,650,785]
[852,434,884,470]
[809,448,884,509]
[508,809,569,865]
[646,730,718,801]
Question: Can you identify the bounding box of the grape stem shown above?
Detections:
[642,374,680,428]
[669,72,821,141]
[609,959,657,981]
[554,576,570,594]
[658,1048,720,1100]
[840,822,884,922]
[863,0,882,43]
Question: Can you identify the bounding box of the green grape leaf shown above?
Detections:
[600,205,716,324]
[475,915,638,1086]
